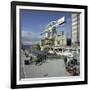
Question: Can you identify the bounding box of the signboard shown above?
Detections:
[57,16,65,25]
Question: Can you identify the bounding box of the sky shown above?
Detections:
[20,9,72,45]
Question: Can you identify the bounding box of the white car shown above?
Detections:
[48,50,55,54]
[62,51,73,57]
[56,51,73,57]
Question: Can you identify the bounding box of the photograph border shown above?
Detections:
[11,1,88,89]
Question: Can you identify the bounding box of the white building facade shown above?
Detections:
[71,13,80,46]
[55,31,67,47]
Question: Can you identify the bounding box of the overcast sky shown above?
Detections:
[20,9,72,45]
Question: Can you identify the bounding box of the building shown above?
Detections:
[40,17,67,51]
[54,31,67,47]
[40,31,67,51]
[71,13,80,46]
[40,37,55,51]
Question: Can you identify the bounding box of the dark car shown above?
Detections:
[24,59,32,65]
[35,53,47,65]
[24,56,33,65]
[64,56,80,76]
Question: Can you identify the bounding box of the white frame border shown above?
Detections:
[16,6,85,85]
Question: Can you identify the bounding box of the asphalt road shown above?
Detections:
[20,50,71,79]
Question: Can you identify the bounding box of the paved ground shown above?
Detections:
[20,50,71,79]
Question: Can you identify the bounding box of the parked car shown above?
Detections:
[48,50,56,55]
[64,55,80,76]
[24,57,32,65]
[24,59,32,65]
[24,50,48,65]
[35,53,47,65]
[24,53,37,65]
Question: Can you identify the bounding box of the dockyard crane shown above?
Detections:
[40,16,65,38]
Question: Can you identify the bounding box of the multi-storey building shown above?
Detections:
[40,31,67,51]
[54,31,67,47]
[71,13,80,46]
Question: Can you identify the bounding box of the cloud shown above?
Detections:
[21,30,41,45]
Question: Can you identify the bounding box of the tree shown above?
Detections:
[36,44,41,50]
